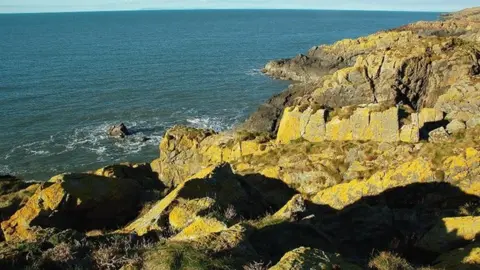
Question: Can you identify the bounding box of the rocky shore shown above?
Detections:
[1,7,480,270]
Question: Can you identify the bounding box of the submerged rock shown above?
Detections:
[107,123,131,138]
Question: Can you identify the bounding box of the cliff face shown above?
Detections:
[1,7,480,270]
[241,7,480,134]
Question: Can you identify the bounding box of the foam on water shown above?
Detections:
[0,10,441,180]
[186,116,233,131]
[245,68,263,77]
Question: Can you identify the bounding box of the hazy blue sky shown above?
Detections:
[0,0,478,13]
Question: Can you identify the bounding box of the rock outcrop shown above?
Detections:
[122,164,293,237]
[2,7,480,270]
[107,123,131,138]
[1,170,148,242]
[242,7,480,136]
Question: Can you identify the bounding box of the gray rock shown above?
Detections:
[107,123,130,138]
[446,119,466,134]
[428,127,450,143]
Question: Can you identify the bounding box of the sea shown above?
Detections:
[0,10,440,180]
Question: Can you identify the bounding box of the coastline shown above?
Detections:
[1,7,480,269]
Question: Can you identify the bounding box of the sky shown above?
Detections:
[0,0,478,13]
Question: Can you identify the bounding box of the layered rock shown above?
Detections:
[275,104,452,144]
[243,7,480,136]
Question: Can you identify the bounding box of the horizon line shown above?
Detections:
[0,7,449,15]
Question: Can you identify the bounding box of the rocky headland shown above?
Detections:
[1,7,480,270]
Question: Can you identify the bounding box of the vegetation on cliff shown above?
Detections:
[1,7,480,270]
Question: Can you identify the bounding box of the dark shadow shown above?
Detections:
[419,119,449,140]
[176,164,297,223]
[29,164,167,232]
[245,182,479,267]
[0,175,31,196]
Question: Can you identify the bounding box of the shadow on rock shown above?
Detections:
[247,182,479,267]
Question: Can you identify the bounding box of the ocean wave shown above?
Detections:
[186,116,233,131]
[0,164,12,175]
[245,68,263,77]
[28,150,51,156]
[2,107,247,180]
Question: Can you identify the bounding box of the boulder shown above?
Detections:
[1,173,143,242]
[428,127,450,143]
[269,247,361,270]
[107,123,131,138]
[446,119,466,134]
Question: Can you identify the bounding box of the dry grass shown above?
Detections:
[223,204,238,221]
[368,252,414,270]
[91,236,152,270]
[243,261,270,270]
[42,242,75,263]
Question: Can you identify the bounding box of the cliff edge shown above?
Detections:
[1,7,480,270]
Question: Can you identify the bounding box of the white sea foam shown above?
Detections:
[245,68,263,77]
[186,116,232,131]
[0,165,12,175]
[28,150,51,155]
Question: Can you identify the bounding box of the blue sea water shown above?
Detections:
[0,10,440,180]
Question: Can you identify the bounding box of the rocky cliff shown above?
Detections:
[1,7,480,270]
[241,7,480,135]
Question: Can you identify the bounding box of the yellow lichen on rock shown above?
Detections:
[366,107,400,142]
[272,194,306,221]
[400,124,420,143]
[350,107,371,140]
[168,198,215,231]
[269,247,362,270]
[0,183,40,222]
[433,242,480,270]
[1,173,142,242]
[171,217,227,241]
[326,117,353,141]
[419,108,444,127]
[312,158,435,209]
[121,166,219,236]
[303,108,327,143]
[276,107,304,144]
[444,147,480,183]
[416,216,480,253]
